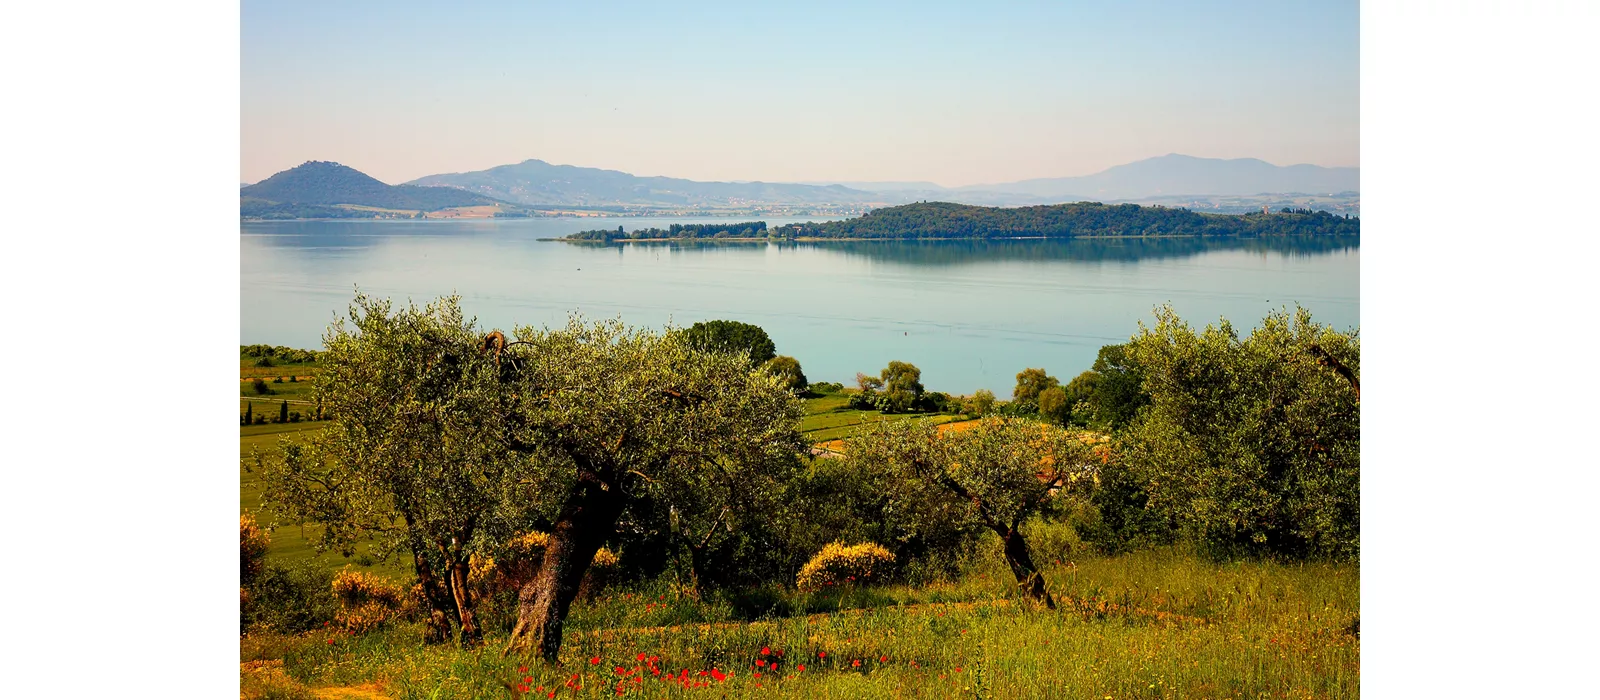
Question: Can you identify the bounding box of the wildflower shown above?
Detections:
[710,669,726,682]
[524,676,533,683]
[637,653,647,662]
[797,664,806,672]
[518,685,528,693]
[520,666,528,673]
[614,667,625,675]
[818,652,827,659]
[756,660,766,667]
[955,666,963,673]
[761,646,771,655]
[852,659,861,668]
[754,672,763,679]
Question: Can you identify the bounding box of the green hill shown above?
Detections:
[772,201,1360,239]
[241,161,509,214]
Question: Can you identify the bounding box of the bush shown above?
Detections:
[273,376,284,384]
[809,381,844,394]
[242,561,337,633]
[330,568,405,632]
[240,514,270,588]
[254,356,275,368]
[252,378,272,395]
[796,542,895,591]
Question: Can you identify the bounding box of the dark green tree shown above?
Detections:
[243,402,253,426]
[278,401,289,424]
[762,355,807,392]
[680,320,777,367]
[1012,367,1059,408]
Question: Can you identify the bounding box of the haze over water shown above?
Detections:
[242,218,1359,395]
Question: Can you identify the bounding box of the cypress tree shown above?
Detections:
[244,402,253,426]
[279,401,289,424]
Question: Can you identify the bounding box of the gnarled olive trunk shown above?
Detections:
[505,474,625,661]
[447,557,483,648]
[997,526,1056,609]
[409,534,457,645]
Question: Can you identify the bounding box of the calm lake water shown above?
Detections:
[241,218,1359,395]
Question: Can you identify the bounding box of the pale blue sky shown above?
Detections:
[242,1,1357,187]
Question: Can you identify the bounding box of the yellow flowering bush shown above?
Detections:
[240,514,271,587]
[330,568,404,631]
[796,541,896,591]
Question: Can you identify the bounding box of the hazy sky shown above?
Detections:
[242,1,1357,187]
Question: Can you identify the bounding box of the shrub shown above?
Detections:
[254,356,275,368]
[796,542,895,591]
[273,376,284,384]
[240,514,271,588]
[252,378,272,395]
[330,568,405,632]
[242,561,336,633]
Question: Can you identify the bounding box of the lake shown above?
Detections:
[241,218,1359,395]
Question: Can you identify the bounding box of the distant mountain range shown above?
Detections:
[236,159,508,217]
[406,159,882,208]
[241,154,1359,219]
[821,154,1359,204]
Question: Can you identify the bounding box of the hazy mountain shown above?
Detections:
[961,154,1359,201]
[407,159,884,207]
[242,161,507,211]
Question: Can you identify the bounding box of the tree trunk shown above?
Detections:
[410,536,457,645]
[998,526,1056,609]
[447,556,483,648]
[505,474,625,661]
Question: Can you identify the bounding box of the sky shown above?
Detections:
[242,0,1358,188]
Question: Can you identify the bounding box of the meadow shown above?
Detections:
[241,547,1358,700]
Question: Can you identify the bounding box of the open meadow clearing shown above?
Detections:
[242,548,1358,700]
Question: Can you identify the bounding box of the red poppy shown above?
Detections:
[955,666,963,673]
[518,685,528,693]
[761,646,771,655]
[880,656,888,663]
[818,652,827,659]
[797,664,806,672]
[590,657,601,665]
[636,653,646,662]
[524,676,533,683]
[755,660,766,667]
[614,667,625,675]
[852,659,861,668]
[520,666,528,673]
[710,669,727,682]
[546,693,555,699]
[754,672,762,679]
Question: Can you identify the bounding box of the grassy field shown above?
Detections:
[798,392,966,442]
[241,547,1359,699]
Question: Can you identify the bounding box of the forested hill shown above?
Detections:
[241,161,508,212]
[771,202,1359,239]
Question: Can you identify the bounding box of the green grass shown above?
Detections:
[798,392,966,443]
[242,548,1359,699]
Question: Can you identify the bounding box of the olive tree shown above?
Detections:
[762,355,807,392]
[1118,305,1359,559]
[256,294,518,647]
[498,316,805,661]
[846,417,1098,608]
